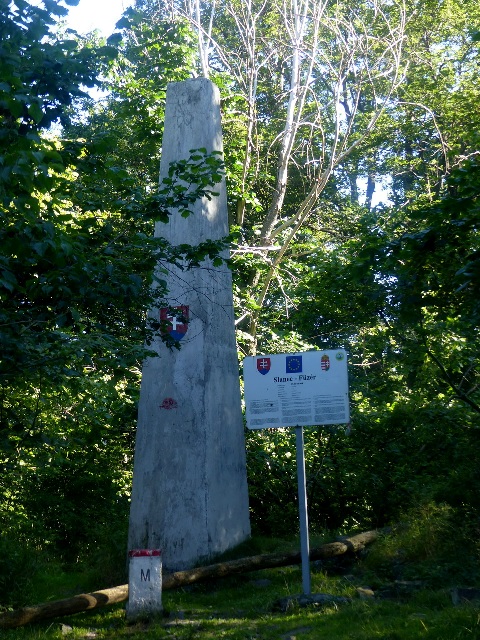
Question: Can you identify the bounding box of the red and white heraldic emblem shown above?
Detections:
[160,305,189,341]
[256,357,271,375]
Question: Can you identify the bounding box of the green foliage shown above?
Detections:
[241,156,478,534]
[0,0,115,134]
[363,503,480,588]
[155,149,224,221]
[65,11,197,193]
[0,1,229,563]
[245,428,298,536]
[0,535,41,610]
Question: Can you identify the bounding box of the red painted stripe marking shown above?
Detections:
[128,549,162,557]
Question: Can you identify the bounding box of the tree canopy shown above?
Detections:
[0,0,479,583]
[0,0,228,556]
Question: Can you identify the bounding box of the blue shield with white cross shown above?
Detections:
[160,306,189,341]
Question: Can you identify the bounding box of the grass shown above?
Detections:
[4,570,480,640]
[3,557,480,639]
[3,504,480,639]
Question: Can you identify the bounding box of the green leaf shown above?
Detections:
[107,33,123,47]
[0,270,17,292]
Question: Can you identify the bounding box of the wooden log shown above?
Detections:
[0,529,381,629]
[0,585,129,630]
[162,529,381,589]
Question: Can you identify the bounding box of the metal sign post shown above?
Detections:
[295,425,311,595]
[243,350,349,597]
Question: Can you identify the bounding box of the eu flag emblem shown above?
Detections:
[286,355,302,373]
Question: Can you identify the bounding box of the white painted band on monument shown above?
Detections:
[126,549,162,620]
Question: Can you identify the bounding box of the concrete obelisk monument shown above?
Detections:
[128,78,250,571]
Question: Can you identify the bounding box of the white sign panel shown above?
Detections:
[243,350,349,429]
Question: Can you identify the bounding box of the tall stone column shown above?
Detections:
[128,78,250,571]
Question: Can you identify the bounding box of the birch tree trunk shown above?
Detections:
[150,0,408,353]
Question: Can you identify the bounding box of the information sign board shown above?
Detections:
[243,350,349,429]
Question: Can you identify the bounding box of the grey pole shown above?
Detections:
[295,425,311,595]
[128,78,250,571]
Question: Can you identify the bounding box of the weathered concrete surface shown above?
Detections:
[128,78,250,571]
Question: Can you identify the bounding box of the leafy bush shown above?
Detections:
[362,502,480,588]
[0,536,43,609]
